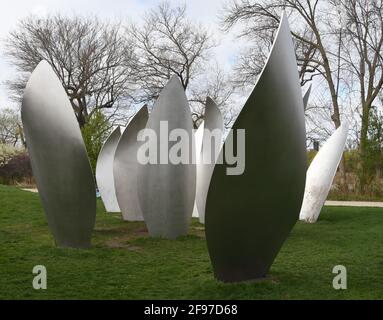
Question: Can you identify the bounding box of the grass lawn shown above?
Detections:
[0,184,382,300]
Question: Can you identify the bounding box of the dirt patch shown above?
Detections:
[135,227,148,235]
[101,225,149,249]
[105,238,142,250]
[95,225,148,235]
[21,188,38,193]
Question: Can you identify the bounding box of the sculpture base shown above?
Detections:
[215,274,272,284]
[213,265,271,283]
[55,241,92,249]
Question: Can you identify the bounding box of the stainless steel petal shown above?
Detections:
[300,121,349,223]
[196,97,223,224]
[137,76,196,239]
[114,106,148,221]
[205,14,307,282]
[96,127,121,212]
[21,61,96,249]
[192,121,205,218]
[303,84,312,111]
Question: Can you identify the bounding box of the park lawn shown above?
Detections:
[0,184,382,300]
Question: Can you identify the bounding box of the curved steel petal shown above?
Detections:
[96,127,121,212]
[21,61,96,248]
[300,121,349,223]
[192,121,205,218]
[205,14,307,282]
[137,76,196,239]
[303,84,312,111]
[196,98,223,224]
[114,106,148,221]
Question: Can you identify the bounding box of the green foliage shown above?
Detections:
[0,144,22,166]
[0,152,32,186]
[0,108,24,146]
[343,150,359,174]
[81,110,111,174]
[1,184,383,299]
[358,107,383,194]
[0,144,33,186]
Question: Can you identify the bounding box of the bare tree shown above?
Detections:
[337,1,383,148]
[5,14,135,127]
[221,0,355,189]
[232,43,269,88]
[125,1,240,128]
[221,0,344,129]
[189,63,239,128]
[0,108,24,147]
[126,1,216,104]
[335,0,383,189]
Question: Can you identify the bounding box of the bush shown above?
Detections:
[0,144,21,166]
[0,148,33,186]
[81,110,111,175]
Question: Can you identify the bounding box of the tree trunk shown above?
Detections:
[338,156,347,192]
[358,103,371,193]
[18,124,27,149]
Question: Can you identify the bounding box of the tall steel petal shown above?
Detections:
[300,121,349,223]
[137,76,196,239]
[21,61,96,248]
[192,121,205,218]
[96,127,121,212]
[205,14,307,282]
[196,98,223,224]
[303,84,312,111]
[114,106,148,221]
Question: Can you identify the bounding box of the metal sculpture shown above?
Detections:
[303,85,312,111]
[192,121,205,218]
[196,98,223,224]
[300,121,349,223]
[137,76,196,239]
[114,106,149,221]
[205,14,307,282]
[21,61,96,248]
[96,127,121,212]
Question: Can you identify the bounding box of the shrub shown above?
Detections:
[0,146,33,185]
[81,110,111,175]
[0,144,21,166]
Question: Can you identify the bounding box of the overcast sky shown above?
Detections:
[0,0,242,108]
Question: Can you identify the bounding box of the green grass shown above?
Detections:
[0,184,382,300]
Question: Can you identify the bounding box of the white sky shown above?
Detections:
[0,0,243,108]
